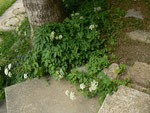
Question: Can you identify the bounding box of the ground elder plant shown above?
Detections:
[23,0,112,78]
[0,0,130,104]
[68,57,130,105]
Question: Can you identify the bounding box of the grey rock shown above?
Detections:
[0,99,7,113]
[98,86,150,113]
[131,83,150,94]
[5,77,99,113]
[125,9,144,20]
[126,30,150,44]
[102,63,119,80]
[127,61,150,88]
[77,66,88,72]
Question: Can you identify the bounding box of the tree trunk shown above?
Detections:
[23,0,65,46]
[23,0,65,27]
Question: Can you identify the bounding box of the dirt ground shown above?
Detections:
[112,36,150,66]
[110,0,150,66]
[109,0,150,93]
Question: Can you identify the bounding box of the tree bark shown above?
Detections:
[23,0,65,27]
[23,0,65,46]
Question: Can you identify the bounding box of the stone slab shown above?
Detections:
[102,63,119,80]
[5,77,99,113]
[127,30,150,44]
[127,61,150,87]
[125,9,144,20]
[131,83,150,94]
[0,99,7,113]
[98,86,150,113]
[0,0,26,30]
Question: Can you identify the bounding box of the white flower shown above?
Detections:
[75,13,79,16]
[65,4,68,7]
[59,35,63,39]
[89,25,95,30]
[8,64,12,70]
[58,75,63,80]
[24,74,28,79]
[65,90,70,96]
[55,36,59,40]
[71,14,74,17]
[70,91,76,100]
[97,7,101,11]
[94,7,102,12]
[80,83,85,90]
[89,87,92,92]
[91,80,98,87]
[4,68,9,75]
[8,72,12,77]
[92,85,97,90]
[50,31,55,41]
[80,16,83,19]
[51,31,55,36]
[89,80,98,92]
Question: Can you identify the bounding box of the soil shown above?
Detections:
[109,0,150,93]
[110,0,150,66]
[112,36,150,66]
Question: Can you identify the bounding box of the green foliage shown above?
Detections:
[111,53,118,60]
[0,0,126,104]
[23,0,113,80]
[0,19,31,98]
[67,65,130,105]
[116,64,126,74]
[86,55,110,75]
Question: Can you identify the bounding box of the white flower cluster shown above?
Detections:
[80,16,84,19]
[65,4,68,7]
[55,35,63,40]
[56,69,64,80]
[89,25,95,30]
[50,31,63,41]
[89,80,98,92]
[65,90,76,100]
[94,7,102,12]
[80,83,85,90]
[4,64,12,77]
[71,13,80,17]
[24,74,28,79]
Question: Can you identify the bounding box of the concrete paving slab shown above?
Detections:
[126,30,150,44]
[0,0,26,30]
[5,77,99,113]
[127,61,150,87]
[98,86,150,113]
[0,99,7,113]
[102,63,119,80]
[125,9,144,20]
